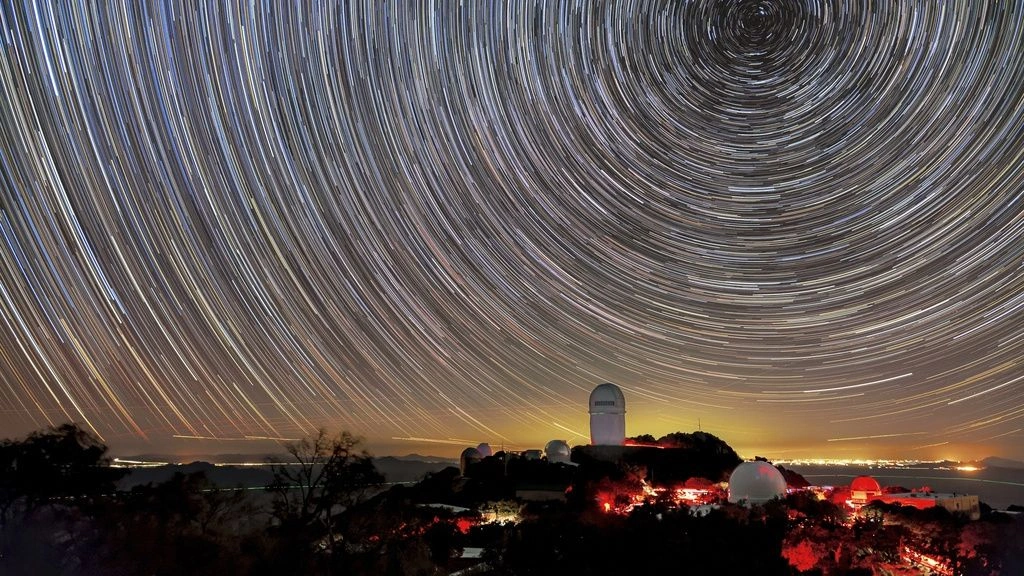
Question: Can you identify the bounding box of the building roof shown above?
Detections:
[727,461,787,505]
[589,382,626,413]
[544,439,571,463]
[850,475,882,493]
[884,491,973,500]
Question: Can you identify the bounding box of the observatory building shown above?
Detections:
[849,475,883,506]
[544,439,572,464]
[727,461,787,505]
[589,383,626,446]
[839,475,980,520]
[459,446,483,476]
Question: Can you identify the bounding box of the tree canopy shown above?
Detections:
[0,423,125,526]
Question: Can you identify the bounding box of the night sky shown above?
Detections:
[2,2,1023,460]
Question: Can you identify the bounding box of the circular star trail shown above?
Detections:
[2,1,1024,458]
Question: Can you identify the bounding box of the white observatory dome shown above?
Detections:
[459,447,483,476]
[589,383,626,412]
[544,439,571,464]
[727,461,787,505]
[589,383,626,446]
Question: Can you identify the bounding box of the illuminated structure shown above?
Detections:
[727,461,787,505]
[544,439,571,464]
[849,475,883,506]
[877,491,981,520]
[841,475,981,520]
[589,383,626,446]
[460,446,483,476]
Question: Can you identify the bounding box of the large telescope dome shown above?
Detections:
[459,447,483,476]
[589,383,626,446]
[544,439,571,464]
[589,383,626,413]
[727,461,787,505]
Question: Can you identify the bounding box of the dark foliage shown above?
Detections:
[85,471,255,575]
[0,423,125,525]
[486,502,790,575]
[2,423,1023,575]
[572,431,742,485]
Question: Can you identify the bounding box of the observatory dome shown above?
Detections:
[589,383,627,446]
[849,475,883,505]
[850,476,881,493]
[544,439,571,464]
[589,383,626,413]
[727,461,787,505]
[459,447,483,476]
[476,443,493,457]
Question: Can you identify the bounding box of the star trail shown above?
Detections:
[2,1,1024,459]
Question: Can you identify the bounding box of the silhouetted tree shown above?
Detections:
[87,471,253,576]
[0,423,124,525]
[786,491,846,528]
[265,428,383,569]
[0,424,126,574]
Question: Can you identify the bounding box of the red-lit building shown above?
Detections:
[848,475,883,506]
[875,491,980,520]
[837,475,980,520]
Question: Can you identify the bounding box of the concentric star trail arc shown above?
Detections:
[1,1,1023,459]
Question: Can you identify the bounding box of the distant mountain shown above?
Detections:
[374,456,456,483]
[388,454,458,464]
[981,456,1024,470]
[118,452,457,465]
[776,465,811,489]
[118,453,285,464]
[115,454,456,489]
[118,461,274,489]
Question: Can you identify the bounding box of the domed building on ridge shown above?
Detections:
[544,439,572,464]
[849,475,883,505]
[727,461,787,505]
[459,446,483,476]
[836,474,981,520]
[589,382,626,446]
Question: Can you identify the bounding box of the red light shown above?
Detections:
[623,441,665,449]
[603,502,611,513]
